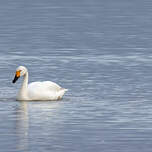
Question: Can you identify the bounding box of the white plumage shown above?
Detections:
[12,66,67,101]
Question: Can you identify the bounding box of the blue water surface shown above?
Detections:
[0,0,152,152]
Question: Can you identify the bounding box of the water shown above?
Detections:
[0,0,152,151]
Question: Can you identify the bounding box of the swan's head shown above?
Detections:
[12,66,28,83]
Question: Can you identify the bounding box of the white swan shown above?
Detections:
[12,66,67,101]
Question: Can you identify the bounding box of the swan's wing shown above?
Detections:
[28,81,62,92]
[42,81,62,91]
[27,81,67,100]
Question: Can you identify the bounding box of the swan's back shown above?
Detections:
[28,81,67,100]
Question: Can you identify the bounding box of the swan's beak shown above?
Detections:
[12,71,20,83]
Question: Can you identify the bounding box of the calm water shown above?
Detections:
[0,0,152,151]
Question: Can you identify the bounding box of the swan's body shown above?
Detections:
[12,66,67,101]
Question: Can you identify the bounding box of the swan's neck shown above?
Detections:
[22,72,28,91]
[18,72,29,100]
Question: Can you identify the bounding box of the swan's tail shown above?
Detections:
[63,88,68,92]
[56,88,68,100]
[60,88,68,92]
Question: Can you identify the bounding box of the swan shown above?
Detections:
[12,66,68,101]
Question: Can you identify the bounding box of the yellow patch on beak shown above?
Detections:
[16,71,21,77]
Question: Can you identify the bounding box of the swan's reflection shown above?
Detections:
[15,100,61,151]
[16,101,29,151]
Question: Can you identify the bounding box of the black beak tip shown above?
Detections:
[12,76,19,84]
